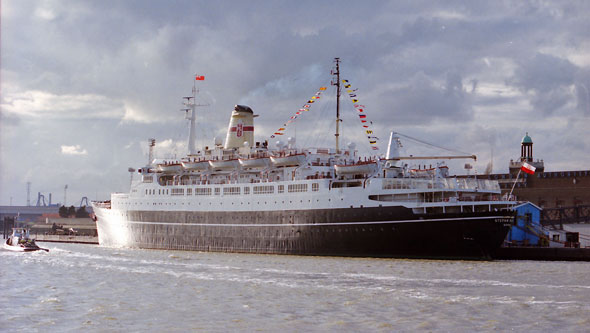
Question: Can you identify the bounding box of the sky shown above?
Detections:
[1,0,589,206]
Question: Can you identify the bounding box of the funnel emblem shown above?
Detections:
[237,123,243,137]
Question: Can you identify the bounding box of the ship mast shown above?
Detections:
[183,77,208,155]
[331,57,341,153]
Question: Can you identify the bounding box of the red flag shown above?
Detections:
[521,162,536,175]
[195,75,205,80]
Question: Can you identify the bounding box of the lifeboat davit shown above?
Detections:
[157,163,183,173]
[181,160,210,171]
[270,153,306,167]
[334,161,378,176]
[238,157,271,169]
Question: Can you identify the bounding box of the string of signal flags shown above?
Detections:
[342,79,379,150]
[270,86,327,138]
[270,80,379,150]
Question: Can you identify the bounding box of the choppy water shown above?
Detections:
[1,243,590,332]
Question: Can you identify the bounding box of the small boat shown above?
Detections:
[208,159,239,170]
[270,153,306,167]
[3,228,48,252]
[157,163,183,173]
[238,156,271,169]
[334,161,378,176]
[181,160,210,171]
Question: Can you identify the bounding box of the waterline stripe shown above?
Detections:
[101,215,512,228]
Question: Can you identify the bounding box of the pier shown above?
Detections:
[35,234,98,244]
[495,247,590,261]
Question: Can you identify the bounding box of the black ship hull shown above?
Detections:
[94,205,514,260]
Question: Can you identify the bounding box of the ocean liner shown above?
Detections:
[92,59,516,259]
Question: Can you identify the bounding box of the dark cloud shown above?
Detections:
[373,70,472,125]
[1,1,590,204]
[508,53,578,114]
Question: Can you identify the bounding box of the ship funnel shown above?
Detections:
[224,105,255,149]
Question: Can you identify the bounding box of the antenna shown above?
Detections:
[64,184,68,206]
[331,58,341,153]
[148,138,156,165]
[26,182,31,206]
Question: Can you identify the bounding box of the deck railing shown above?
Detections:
[382,177,500,192]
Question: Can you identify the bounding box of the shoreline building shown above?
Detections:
[477,133,590,246]
[491,133,590,209]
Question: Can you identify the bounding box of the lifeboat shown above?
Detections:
[238,157,271,169]
[270,153,307,167]
[181,160,210,171]
[334,161,378,176]
[157,163,183,173]
[208,159,239,170]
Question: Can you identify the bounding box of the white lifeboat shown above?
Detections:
[157,163,183,173]
[238,157,271,169]
[208,159,239,170]
[270,153,306,167]
[334,161,378,176]
[181,160,210,171]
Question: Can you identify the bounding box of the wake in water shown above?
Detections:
[2,243,590,331]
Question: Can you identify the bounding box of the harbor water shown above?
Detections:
[1,243,590,332]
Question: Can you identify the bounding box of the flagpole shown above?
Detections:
[508,169,521,199]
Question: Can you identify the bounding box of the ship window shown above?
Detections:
[244,187,250,195]
[171,188,184,196]
[278,185,284,193]
[223,187,241,195]
[312,183,319,192]
[288,184,308,193]
[253,185,274,194]
[214,188,220,195]
[332,181,361,188]
[187,188,192,195]
[194,187,212,196]
[382,179,411,190]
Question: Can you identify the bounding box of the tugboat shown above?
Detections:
[3,228,49,252]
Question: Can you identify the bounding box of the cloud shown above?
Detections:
[507,53,578,115]
[373,70,473,125]
[61,145,88,155]
[2,1,590,205]
[1,87,125,119]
